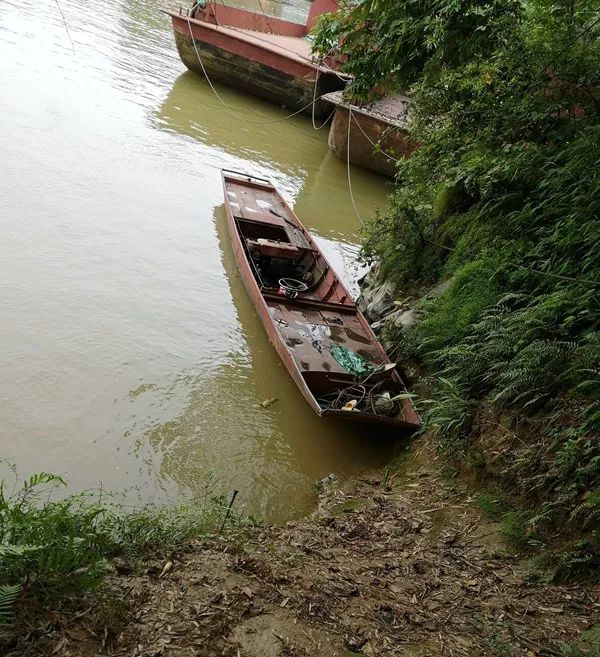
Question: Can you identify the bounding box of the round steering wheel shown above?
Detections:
[278,278,309,294]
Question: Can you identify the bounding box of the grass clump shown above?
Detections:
[476,489,511,521]
[499,510,532,547]
[477,490,538,549]
[0,467,247,641]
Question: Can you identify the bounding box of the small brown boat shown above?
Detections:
[164,0,350,119]
[222,169,420,430]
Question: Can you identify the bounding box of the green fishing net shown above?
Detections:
[330,344,375,377]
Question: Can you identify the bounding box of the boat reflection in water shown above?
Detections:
[143,205,397,523]
[154,71,388,240]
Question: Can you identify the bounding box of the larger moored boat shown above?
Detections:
[163,0,350,118]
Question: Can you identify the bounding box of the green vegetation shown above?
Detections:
[313,0,599,576]
[560,626,600,657]
[0,467,246,641]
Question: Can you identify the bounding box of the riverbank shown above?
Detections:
[6,432,599,657]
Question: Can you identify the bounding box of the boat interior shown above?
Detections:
[174,0,346,71]
[224,172,350,305]
[190,0,340,37]
[223,172,418,427]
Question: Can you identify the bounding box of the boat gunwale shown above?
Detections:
[164,9,350,76]
[322,90,411,129]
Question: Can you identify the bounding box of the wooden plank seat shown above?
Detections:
[248,238,301,260]
[234,211,287,227]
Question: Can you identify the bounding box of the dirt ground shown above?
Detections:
[8,436,600,657]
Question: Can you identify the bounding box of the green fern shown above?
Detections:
[569,490,600,528]
[0,584,20,629]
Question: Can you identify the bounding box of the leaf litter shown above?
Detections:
[6,435,599,657]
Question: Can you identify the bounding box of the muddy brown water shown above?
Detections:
[0,0,396,521]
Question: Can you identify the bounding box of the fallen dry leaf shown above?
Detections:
[159,561,173,578]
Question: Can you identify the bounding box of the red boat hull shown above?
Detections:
[165,7,348,118]
[222,170,420,431]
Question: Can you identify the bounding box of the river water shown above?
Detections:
[0,0,394,520]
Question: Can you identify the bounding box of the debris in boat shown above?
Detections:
[260,397,278,408]
[330,344,375,376]
[320,378,402,418]
[373,391,394,414]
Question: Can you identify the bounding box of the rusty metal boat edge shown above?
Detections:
[221,168,420,431]
[322,91,417,177]
[163,1,350,119]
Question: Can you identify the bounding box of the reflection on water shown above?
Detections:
[0,0,394,520]
[142,207,393,521]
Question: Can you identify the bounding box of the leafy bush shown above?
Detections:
[0,468,245,636]
[312,0,522,100]
[313,0,600,570]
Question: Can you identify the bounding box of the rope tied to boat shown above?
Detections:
[349,110,403,164]
[183,14,335,127]
[319,377,404,418]
[346,108,365,226]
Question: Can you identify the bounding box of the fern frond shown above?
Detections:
[0,584,20,627]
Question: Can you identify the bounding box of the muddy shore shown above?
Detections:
[9,433,599,657]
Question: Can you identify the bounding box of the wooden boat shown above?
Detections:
[222,169,420,430]
[322,91,416,177]
[163,0,350,119]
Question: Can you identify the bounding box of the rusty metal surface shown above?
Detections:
[193,2,308,37]
[222,170,420,430]
[211,26,315,64]
[225,179,314,252]
[168,16,348,118]
[323,91,411,128]
[267,302,386,375]
[166,7,350,77]
[324,96,417,177]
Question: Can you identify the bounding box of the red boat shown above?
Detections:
[222,169,420,430]
[163,0,350,118]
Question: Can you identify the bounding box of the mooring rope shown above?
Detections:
[350,109,403,164]
[347,108,365,226]
[53,0,75,54]
[311,67,336,130]
[185,15,333,127]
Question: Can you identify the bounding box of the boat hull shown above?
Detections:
[170,17,346,119]
[222,171,420,430]
[327,106,415,177]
